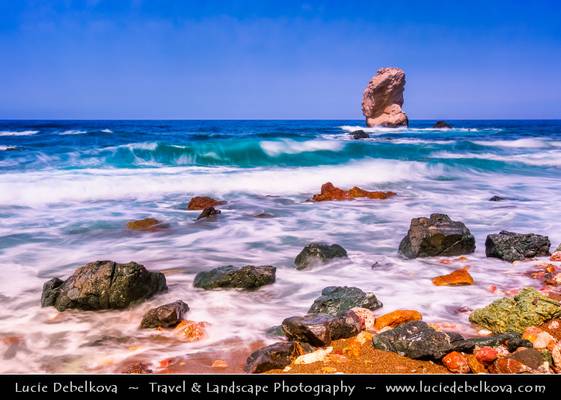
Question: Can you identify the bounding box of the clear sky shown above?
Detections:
[1,0,560,119]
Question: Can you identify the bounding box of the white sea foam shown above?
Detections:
[339,125,494,134]
[60,130,87,135]
[432,150,561,167]
[0,145,17,151]
[0,130,38,136]
[260,139,344,156]
[101,129,113,133]
[0,159,441,205]
[471,138,549,149]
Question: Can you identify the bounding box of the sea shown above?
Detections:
[0,119,560,373]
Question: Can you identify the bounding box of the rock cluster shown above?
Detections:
[312,182,396,202]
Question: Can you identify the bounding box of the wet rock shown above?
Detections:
[140,300,189,329]
[552,342,561,370]
[467,354,487,373]
[362,67,408,127]
[550,252,561,262]
[193,265,276,290]
[265,325,286,338]
[127,218,164,231]
[469,287,561,334]
[195,207,221,220]
[374,310,422,331]
[491,357,532,374]
[522,327,556,349]
[475,346,499,365]
[347,307,376,331]
[311,182,396,202]
[294,242,348,270]
[120,361,153,374]
[254,212,274,218]
[442,351,470,373]
[505,337,534,353]
[485,231,551,262]
[433,121,453,129]
[510,348,546,370]
[187,196,226,210]
[372,321,457,360]
[41,261,167,311]
[244,342,298,373]
[432,267,474,286]
[399,214,476,259]
[350,130,369,139]
[308,286,382,316]
[281,313,360,347]
[489,195,509,202]
[174,320,208,342]
[451,332,526,353]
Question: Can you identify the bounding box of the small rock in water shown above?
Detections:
[195,206,221,221]
[294,242,348,270]
[433,120,453,129]
[432,267,474,286]
[372,321,457,360]
[308,286,382,316]
[469,287,561,334]
[442,351,470,373]
[244,342,299,373]
[489,195,509,202]
[311,182,396,202]
[187,196,226,210]
[281,313,360,347]
[127,218,165,231]
[140,300,189,329]
[485,231,551,262]
[398,214,476,259]
[350,130,369,139]
[374,310,422,331]
[41,261,167,312]
[174,320,208,342]
[193,265,276,290]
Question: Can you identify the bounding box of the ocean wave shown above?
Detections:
[0,145,17,151]
[431,151,561,167]
[0,159,441,205]
[0,130,38,137]
[260,139,344,156]
[60,130,88,135]
[471,138,549,149]
[101,129,113,133]
[339,125,493,134]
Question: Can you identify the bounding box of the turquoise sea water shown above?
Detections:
[0,120,560,372]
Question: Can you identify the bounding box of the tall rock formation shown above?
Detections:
[361,67,408,127]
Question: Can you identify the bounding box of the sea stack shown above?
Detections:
[361,67,408,127]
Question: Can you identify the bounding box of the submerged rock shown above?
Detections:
[244,342,299,373]
[41,261,167,312]
[372,320,457,360]
[432,267,474,286]
[294,242,348,270]
[127,218,165,231]
[140,300,189,329]
[398,214,476,258]
[350,130,369,140]
[281,313,361,347]
[362,67,408,127]
[469,287,561,334]
[308,286,382,316]
[485,231,551,262]
[195,206,221,220]
[193,265,276,290]
[489,195,509,202]
[311,182,396,202]
[187,196,226,210]
[433,121,453,129]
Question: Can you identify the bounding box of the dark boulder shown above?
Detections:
[193,265,276,290]
[350,130,369,140]
[509,348,546,370]
[308,286,382,316]
[433,121,453,129]
[140,300,189,329]
[485,231,551,262]
[195,206,221,220]
[372,320,457,360]
[449,332,527,353]
[281,313,361,346]
[294,242,348,270]
[398,213,475,258]
[41,261,167,312]
[244,342,298,373]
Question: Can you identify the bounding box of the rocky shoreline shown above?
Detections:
[37,187,561,375]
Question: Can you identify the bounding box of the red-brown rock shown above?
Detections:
[362,67,408,127]
[312,182,396,202]
[374,310,422,331]
[187,196,226,210]
[474,346,498,365]
[442,351,470,373]
[491,357,532,374]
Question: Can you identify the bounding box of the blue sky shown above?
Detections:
[1,0,560,119]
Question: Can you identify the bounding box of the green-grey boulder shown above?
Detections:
[41,261,167,312]
[469,287,561,334]
[294,242,348,270]
[308,286,382,316]
[193,265,276,290]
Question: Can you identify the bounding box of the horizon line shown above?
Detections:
[1,118,561,122]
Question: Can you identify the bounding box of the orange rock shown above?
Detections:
[467,354,487,374]
[545,272,561,286]
[550,252,561,262]
[211,360,228,369]
[475,346,498,365]
[120,361,153,374]
[439,259,453,265]
[342,341,361,358]
[187,196,225,210]
[175,320,208,342]
[126,218,162,231]
[432,267,474,286]
[491,357,532,374]
[311,182,396,202]
[442,352,470,373]
[374,310,422,331]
